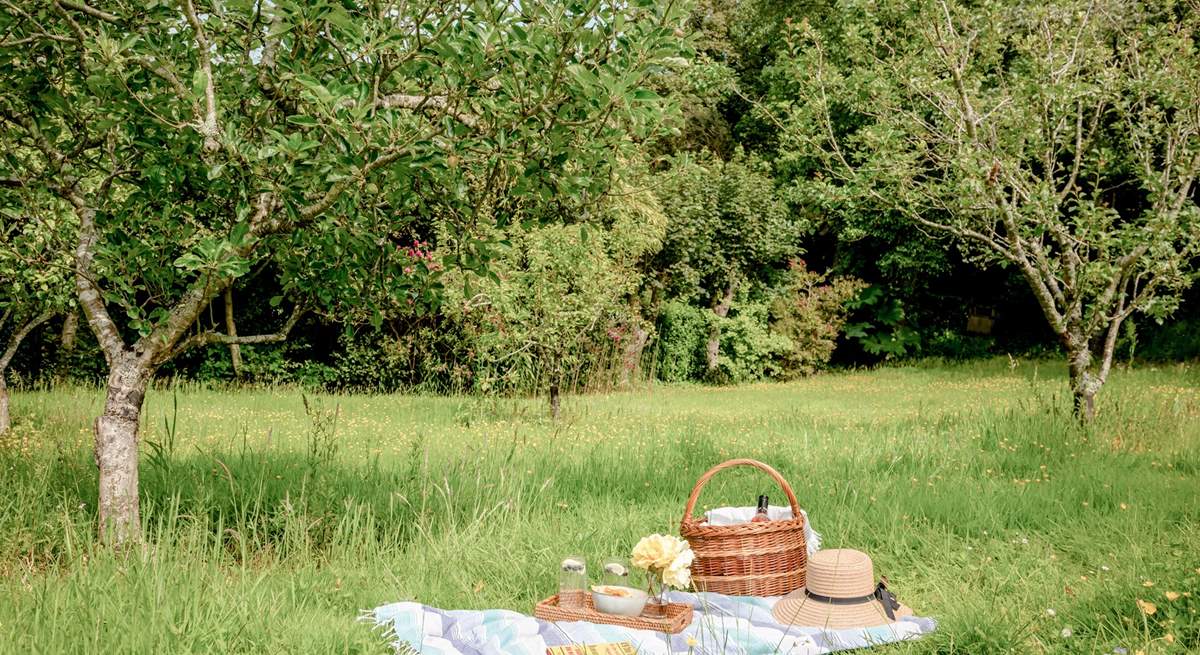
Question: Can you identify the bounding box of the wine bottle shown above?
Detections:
[751,494,770,522]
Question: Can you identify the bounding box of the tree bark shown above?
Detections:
[56,310,79,383]
[1067,343,1099,422]
[705,278,736,372]
[95,353,153,544]
[223,287,242,378]
[620,323,650,387]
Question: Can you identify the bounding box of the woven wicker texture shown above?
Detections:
[679,459,807,596]
[534,595,693,634]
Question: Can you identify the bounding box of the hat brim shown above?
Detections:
[772,588,914,629]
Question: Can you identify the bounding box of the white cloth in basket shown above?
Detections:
[703,506,822,555]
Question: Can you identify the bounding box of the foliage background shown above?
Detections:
[4,0,1198,397]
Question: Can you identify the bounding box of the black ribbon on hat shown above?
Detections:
[803,577,902,620]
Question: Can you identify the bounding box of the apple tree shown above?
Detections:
[0,0,686,542]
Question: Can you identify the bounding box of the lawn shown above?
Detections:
[1,359,1198,654]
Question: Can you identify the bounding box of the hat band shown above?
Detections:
[803,581,902,620]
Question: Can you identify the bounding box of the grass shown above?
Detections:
[1,358,1198,654]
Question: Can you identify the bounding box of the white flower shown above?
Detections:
[1045,608,1056,617]
[633,534,694,589]
[662,562,691,589]
[1061,627,1073,638]
[632,534,688,571]
[670,548,694,571]
[661,549,695,589]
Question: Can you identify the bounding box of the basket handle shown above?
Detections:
[681,458,801,528]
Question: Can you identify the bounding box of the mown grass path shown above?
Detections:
[1,360,1198,653]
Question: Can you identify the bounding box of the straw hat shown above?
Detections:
[772,549,914,629]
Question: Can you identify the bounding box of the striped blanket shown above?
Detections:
[369,591,936,654]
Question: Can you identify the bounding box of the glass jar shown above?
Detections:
[600,557,631,588]
[558,555,588,608]
[644,573,670,617]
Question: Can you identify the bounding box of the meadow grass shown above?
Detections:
[0,358,1198,653]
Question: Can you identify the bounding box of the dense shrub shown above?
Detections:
[441,186,667,397]
[769,262,865,378]
[654,302,707,382]
[922,331,997,361]
[712,299,791,383]
[329,324,475,393]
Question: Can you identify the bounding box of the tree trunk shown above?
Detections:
[1072,381,1097,422]
[223,287,243,378]
[705,278,736,372]
[55,310,79,383]
[0,375,9,436]
[95,354,153,545]
[620,308,650,387]
[620,326,649,386]
[1067,344,1099,422]
[549,382,561,421]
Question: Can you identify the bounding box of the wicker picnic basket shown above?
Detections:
[679,459,807,596]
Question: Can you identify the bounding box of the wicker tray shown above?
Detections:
[534,594,693,634]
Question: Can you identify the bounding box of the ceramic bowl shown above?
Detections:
[590,585,649,617]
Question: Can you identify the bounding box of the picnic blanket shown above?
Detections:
[369,591,936,654]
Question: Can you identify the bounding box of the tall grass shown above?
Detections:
[1,359,1197,653]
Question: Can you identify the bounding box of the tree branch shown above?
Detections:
[157,303,305,364]
[0,310,54,373]
[376,93,478,128]
[1085,243,1148,337]
[993,193,1069,338]
[295,148,408,224]
[181,0,221,152]
[136,193,276,359]
[66,191,125,362]
[1096,287,1128,386]
[55,0,119,23]
[134,56,191,100]
[934,0,979,140]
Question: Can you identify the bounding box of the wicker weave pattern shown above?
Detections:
[533,595,693,634]
[679,459,807,597]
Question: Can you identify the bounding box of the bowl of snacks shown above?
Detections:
[590,585,649,617]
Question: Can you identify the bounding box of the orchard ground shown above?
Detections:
[1,359,1198,653]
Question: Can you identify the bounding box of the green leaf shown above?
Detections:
[191,68,207,98]
[286,115,319,128]
[844,323,869,339]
